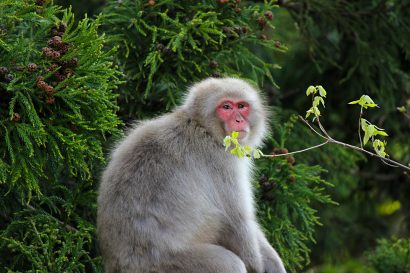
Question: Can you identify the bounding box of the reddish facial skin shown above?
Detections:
[216,99,250,139]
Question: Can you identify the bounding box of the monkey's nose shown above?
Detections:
[235,114,244,123]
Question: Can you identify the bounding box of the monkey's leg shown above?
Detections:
[161,244,247,273]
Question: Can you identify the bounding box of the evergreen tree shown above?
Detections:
[0,0,121,271]
[102,0,286,119]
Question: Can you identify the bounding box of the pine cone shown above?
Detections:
[59,44,70,55]
[272,147,289,155]
[67,58,78,67]
[46,63,59,72]
[36,76,45,83]
[257,16,266,28]
[12,112,21,122]
[54,72,66,82]
[3,74,13,83]
[58,22,67,33]
[36,80,47,89]
[264,11,273,20]
[48,36,63,48]
[286,155,296,165]
[63,68,74,77]
[209,60,219,69]
[0,67,9,75]
[43,84,54,95]
[51,27,59,37]
[50,51,61,59]
[27,63,38,72]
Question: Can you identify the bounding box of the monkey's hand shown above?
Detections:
[221,222,264,273]
[256,229,287,273]
[261,253,287,273]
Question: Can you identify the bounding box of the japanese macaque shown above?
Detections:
[97,77,287,273]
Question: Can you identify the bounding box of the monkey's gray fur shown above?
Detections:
[97,77,287,273]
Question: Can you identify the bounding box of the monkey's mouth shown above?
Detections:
[235,130,248,140]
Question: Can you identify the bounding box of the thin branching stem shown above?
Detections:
[358,107,363,149]
[298,115,327,139]
[298,116,410,172]
[261,140,330,157]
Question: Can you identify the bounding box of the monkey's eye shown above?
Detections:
[238,103,244,109]
[223,104,231,110]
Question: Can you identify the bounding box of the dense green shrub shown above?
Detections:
[0,0,121,271]
[367,237,410,273]
[102,0,286,118]
[255,113,335,271]
[316,259,376,273]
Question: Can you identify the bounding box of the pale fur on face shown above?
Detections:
[181,77,269,148]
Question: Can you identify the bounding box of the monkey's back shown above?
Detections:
[97,110,238,271]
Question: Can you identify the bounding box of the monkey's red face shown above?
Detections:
[216,99,250,139]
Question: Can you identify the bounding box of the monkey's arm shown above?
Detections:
[256,228,287,273]
[220,220,264,273]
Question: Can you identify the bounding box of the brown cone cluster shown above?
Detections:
[36,22,79,104]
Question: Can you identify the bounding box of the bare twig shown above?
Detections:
[298,116,410,172]
[261,140,330,158]
[358,107,363,148]
[298,115,327,139]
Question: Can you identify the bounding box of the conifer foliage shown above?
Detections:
[0,0,121,271]
[102,0,286,118]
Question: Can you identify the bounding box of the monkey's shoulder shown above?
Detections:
[111,112,208,160]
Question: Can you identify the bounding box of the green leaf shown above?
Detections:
[317,85,327,97]
[232,138,239,146]
[363,95,376,105]
[348,99,360,105]
[238,147,245,158]
[375,129,388,137]
[363,124,375,145]
[306,108,314,118]
[231,131,239,139]
[373,139,388,158]
[313,106,321,116]
[361,118,369,131]
[253,149,262,159]
[313,96,325,108]
[223,136,231,151]
[306,85,316,96]
[244,146,252,151]
[397,106,406,113]
[349,95,379,108]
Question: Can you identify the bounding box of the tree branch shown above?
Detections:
[297,116,410,172]
[261,140,330,158]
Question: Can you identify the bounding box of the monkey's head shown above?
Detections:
[182,77,268,147]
